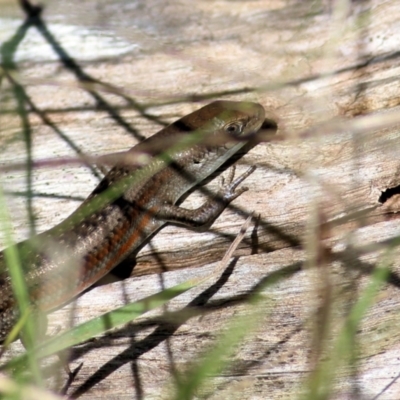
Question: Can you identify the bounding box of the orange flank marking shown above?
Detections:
[76,208,155,294]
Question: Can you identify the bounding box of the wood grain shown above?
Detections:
[1,0,400,398]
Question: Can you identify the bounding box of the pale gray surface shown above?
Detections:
[1,0,400,399]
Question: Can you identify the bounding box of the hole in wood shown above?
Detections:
[379,185,400,204]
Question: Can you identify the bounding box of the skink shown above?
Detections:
[0,100,265,343]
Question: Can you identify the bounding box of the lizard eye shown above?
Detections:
[224,122,244,136]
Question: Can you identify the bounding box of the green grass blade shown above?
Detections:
[2,276,201,371]
[0,182,43,385]
[303,262,390,400]
[171,290,267,400]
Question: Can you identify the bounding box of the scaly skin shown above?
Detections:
[0,100,265,342]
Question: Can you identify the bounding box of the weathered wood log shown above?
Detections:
[1,0,400,398]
